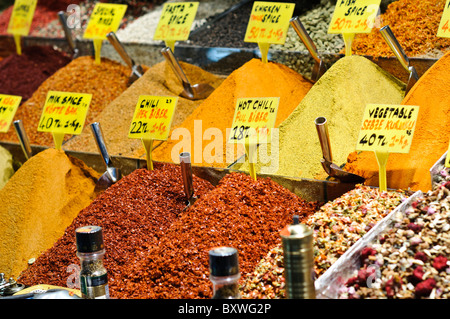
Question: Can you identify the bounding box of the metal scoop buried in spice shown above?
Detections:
[13,120,33,160]
[315,116,365,184]
[179,152,197,208]
[90,122,121,192]
[106,32,144,85]
[58,11,79,59]
[290,16,327,83]
[380,25,419,95]
[161,46,215,100]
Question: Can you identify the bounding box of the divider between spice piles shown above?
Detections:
[0,141,358,204]
[314,189,423,299]
[430,151,448,190]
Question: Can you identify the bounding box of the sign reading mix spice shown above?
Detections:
[356,104,419,153]
[0,94,22,133]
[38,91,92,135]
[228,97,279,144]
[437,0,450,38]
[153,1,199,50]
[128,96,178,141]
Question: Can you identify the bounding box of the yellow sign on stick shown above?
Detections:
[0,94,22,133]
[7,0,38,55]
[83,3,128,64]
[38,91,92,150]
[244,1,295,63]
[437,0,450,38]
[328,0,381,55]
[128,95,178,170]
[356,103,419,191]
[153,2,199,51]
[228,97,279,181]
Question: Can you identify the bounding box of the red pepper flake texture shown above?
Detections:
[18,163,214,299]
[120,172,319,299]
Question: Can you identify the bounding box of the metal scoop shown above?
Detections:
[380,25,419,95]
[106,32,144,85]
[290,16,327,82]
[90,122,121,192]
[58,11,79,59]
[161,46,215,100]
[13,120,33,160]
[180,152,197,208]
[315,116,365,183]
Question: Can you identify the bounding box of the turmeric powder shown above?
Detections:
[344,51,450,192]
[151,59,313,167]
[63,61,224,158]
[0,148,100,279]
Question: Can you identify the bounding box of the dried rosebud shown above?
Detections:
[432,256,448,272]
[409,266,424,285]
[384,277,402,298]
[360,247,377,264]
[415,278,436,298]
[414,251,428,262]
[407,223,422,233]
[357,266,376,287]
[345,276,358,287]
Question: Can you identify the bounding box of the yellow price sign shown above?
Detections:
[0,94,22,133]
[244,2,295,44]
[38,91,92,135]
[83,3,128,40]
[153,1,199,48]
[228,97,279,145]
[437,0,450,38]
[7,0,37,36]
[328,0,381,34]
[356,104,419,153]
[128,96,178,141]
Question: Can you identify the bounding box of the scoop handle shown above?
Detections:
[380,25,411,73]
[58,11,78,56]
[106,32,135,69]
[314,116,333,164]
[161,46,192,87]
[90,122,113,169]
[290,16,320,63]
[179,152,194,200]
[13,120,32,160]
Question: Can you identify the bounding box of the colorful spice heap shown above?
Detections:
[431,158,450,189]
[151,58,313,168]
[0,148,100,279]
[351,0,450,58]
[344,51,450,192]
[238,55,405,179]
[240,185,410,299]
[120,172,319,299]
[339,183,450,299]
[63,61,224,157]
[0,56,131,147]
[18,163,214,299]
[0,45,71,102]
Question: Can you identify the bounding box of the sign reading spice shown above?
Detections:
[228,97,279,180]
[356,103,419,191]
[0,94,21,133]
[153,2,199,51]
[328,0,381,55]
[244,1,295,63]
[437,0,450,38]
[128,95,178,170]
[38,91,92,150]
[83,3,128,64]
[7,0,38,55]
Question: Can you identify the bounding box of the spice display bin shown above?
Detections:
[430,151,448,190]
[314,190,422,299]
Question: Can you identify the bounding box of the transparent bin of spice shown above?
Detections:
[429,151,448,190]
[313,190,423,299]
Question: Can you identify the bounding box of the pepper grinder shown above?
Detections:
[280,217,316,299]
[209,247,241,299]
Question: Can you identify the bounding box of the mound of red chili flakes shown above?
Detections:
[18,163,214,299]
[120,172,319,299]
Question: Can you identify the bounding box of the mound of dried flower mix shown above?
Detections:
[240,185,410,299]
[339,183,450,299]
[120,172,319,299]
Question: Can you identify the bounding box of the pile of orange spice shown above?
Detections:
[351,0,450,58]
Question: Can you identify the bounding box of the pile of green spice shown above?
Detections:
[240,185,411,299]
[236,55,405,180]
